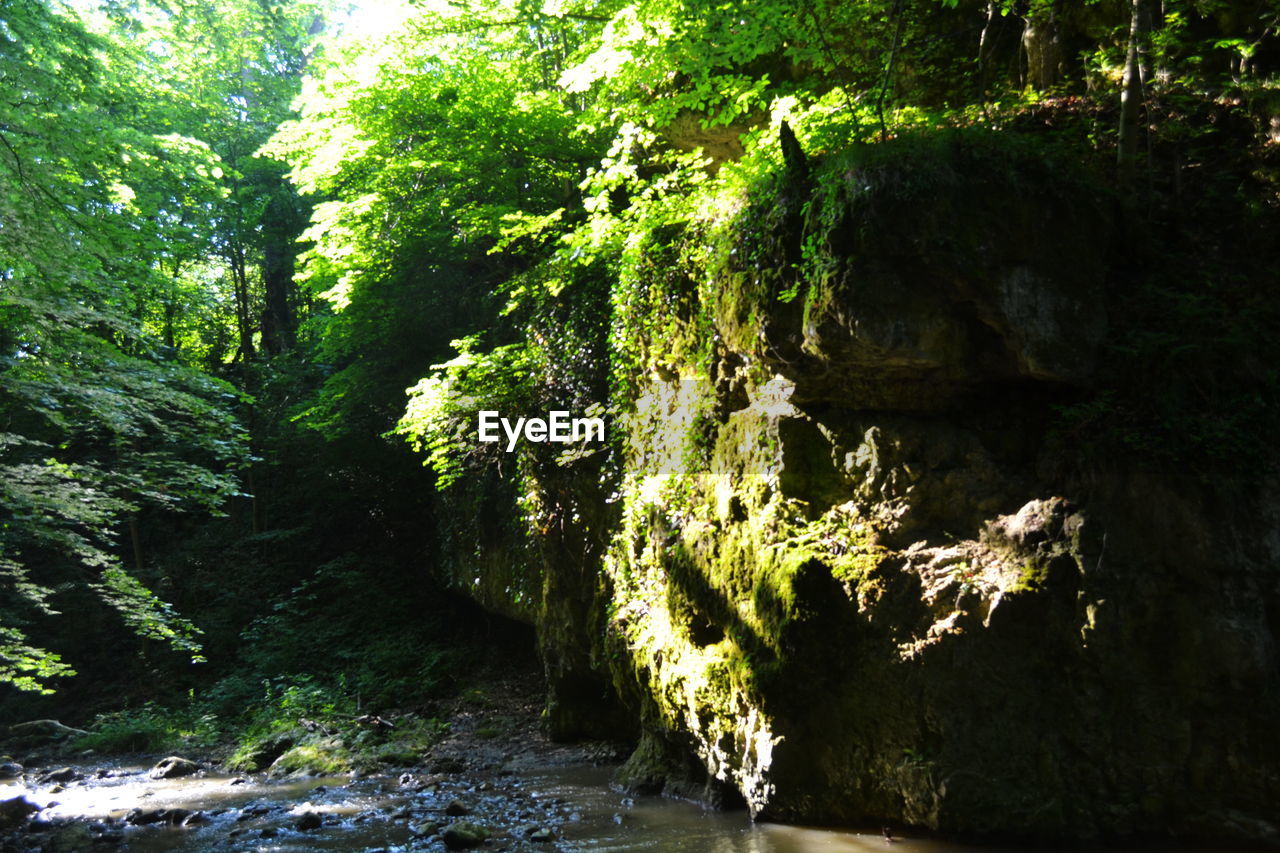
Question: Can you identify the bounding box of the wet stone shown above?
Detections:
[411,819,439,836]
[444,798,470,816]
[125,807,190,826]
[432,757,466,774]
[0,795,40,829]
[295,811,322,831]
[47,822,93,853]
[442,820,488,849]
[38,768,80,785]
[149,756,199,780]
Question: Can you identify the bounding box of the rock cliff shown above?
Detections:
[451,132,1280,843]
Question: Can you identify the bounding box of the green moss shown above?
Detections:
[1010,560,1051,593]
[584,133,1113,811]
[372,746,421,765]
[269,740,350,777]
[227,728,301,772]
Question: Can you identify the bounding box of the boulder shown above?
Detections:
[47,822,94,853]
[125,807,190,826]
[442,820,488,850]
[0,795,39,829]
[44,819,93,850]
[230,730,296,772]
[149,756,199,779]
[411,819,439,836]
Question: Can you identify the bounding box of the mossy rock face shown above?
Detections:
[718,133,1113,411]
[595,363,1280,840]
[451,135,1280,842]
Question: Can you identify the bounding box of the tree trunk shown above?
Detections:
[129,514,145,572]
[247,466,262,536]
[230,246,256,362]
[162,300,176,350]
[260,236,296,355]
[1022,4,1063,90]
[1117,0,1151,186]
[978,1,998,91]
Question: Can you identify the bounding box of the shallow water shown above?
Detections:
[6,764,411,852]
[0,762,1246,853]
[525,765,939,853]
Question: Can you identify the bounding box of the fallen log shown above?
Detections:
[9,720,89,736]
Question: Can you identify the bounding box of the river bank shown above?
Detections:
[1,669,632,852]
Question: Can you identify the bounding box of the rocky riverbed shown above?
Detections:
[1,672,639,853]
[3,671,1247,853]
[1,756,630,852]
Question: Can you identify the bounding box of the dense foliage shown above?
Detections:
[0,0,249,692]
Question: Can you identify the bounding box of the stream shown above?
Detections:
[1,760,991,853]
[2,760,1244,853]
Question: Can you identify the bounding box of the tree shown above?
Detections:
[0,0,249,692]
[265,7,605,442]
[1117,0,1152,184]
[89,0,321,364]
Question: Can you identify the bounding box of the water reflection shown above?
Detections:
[529,766,909,853]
